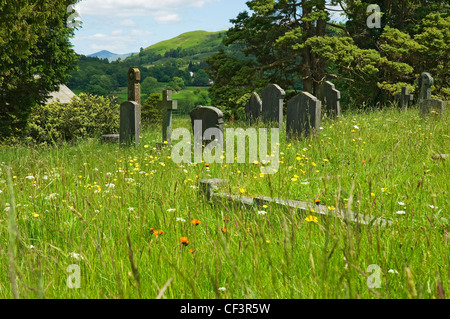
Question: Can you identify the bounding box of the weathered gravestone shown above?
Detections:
[323,81,341,117]
[245,92,262,123]
[286,91,322,139]
[394,86,414,109]
[261,84,285,128]
[101,67,141,143]
[190,106,224,146]
[120,101,140,146]
[128,67,141,121]
[419,73,446,115]
[419,72,433,103]
[157,90,178,147]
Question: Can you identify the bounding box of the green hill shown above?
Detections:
[143,30,226,55]
[124,30,232,66]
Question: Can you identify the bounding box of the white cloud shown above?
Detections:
[111,29,123,35]
[120,19,137,27]
[154,13,181,24]
[79,0,218,22]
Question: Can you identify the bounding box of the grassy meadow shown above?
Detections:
[0,105,448,299]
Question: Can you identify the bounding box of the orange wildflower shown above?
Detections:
[180,237,189,246]
[191,219,201,226]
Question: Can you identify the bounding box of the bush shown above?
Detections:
[27,93,120,144]
[141,93,163,125]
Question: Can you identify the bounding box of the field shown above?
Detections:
[0,105,448,299]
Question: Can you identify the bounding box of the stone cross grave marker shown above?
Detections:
[120,101,140,146]
[395,86,414,109]
[323,81,341,117]
[128,67,141,125]
[286,91,322,140]
[190,106,224,147]
[245,92,262,123]
[261,84,285,128]
[419,73,446,115]
[157,90,178,146]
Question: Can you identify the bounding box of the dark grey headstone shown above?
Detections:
[261,84,285,128]
[120,101,140,146]
[245,92,262,123]
[157,90,178,145]
[190,106,224,146]
[323,81,341,117]
[419,72,433,103]
[394,86,414,109]
[286,91,321,139]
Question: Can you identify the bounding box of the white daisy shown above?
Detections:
[396,211,406,215]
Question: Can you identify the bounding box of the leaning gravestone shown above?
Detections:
[190,106,224,146]
[261,84,285,128]
[245,92,262,123]
[286,91,322,140]
[157,90,178,147]
[120,101,140,146]
[419,73,446,115]
[394,86,414,109]
[323,81,341,117]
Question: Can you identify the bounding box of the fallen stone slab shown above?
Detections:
[198,179,391,227]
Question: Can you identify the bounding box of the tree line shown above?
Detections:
[206,0,449,117]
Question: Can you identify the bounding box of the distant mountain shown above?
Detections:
[87,50,136,62]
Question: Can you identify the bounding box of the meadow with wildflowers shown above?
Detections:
[0,105,448,299]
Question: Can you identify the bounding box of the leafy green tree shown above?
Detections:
[0,0,79,140]
[167,76,185,92]
[141,76,160,94]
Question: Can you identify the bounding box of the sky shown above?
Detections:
[71,0,344,56]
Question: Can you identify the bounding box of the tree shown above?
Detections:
[141,76,160,94]
[208,0,449,110]
[0,0,79,140]
[167,77,185,92]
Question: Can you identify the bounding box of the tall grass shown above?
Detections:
[0,105,448,299]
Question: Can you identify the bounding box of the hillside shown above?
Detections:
[124,30,232,66]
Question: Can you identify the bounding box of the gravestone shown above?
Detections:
[394,86,414,109]
[419,72,433,103]
[101,134,119,143]
[418,73,446,115]
[261,84,285,128]
[120,101,140,146]
[157,90,178,146]
[286,91,321,139]
[323,81,341,117]
[190,106,224,146]
[128,67,141,124]
[101,67,141,143]
[245,92,262,123]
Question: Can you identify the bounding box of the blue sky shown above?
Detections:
[71,0,344,56]
[71,0,249,55]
